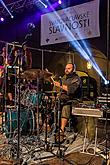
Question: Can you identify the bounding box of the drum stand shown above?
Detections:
[35,76,52,151]
[9,52,23,163]
[36,84,75,165]
[36,76,40,140]
[32,76,49,148]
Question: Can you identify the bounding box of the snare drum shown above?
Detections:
[4,107,36,138]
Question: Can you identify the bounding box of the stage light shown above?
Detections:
[11,15,14,19]
[45,5,48,8]
[0,0,13,19]
[104,80,109,85]
[45,3,107,84]
[58,0,62,4]
[0,17,4,21]
[87,61,92,69]
[39,0,48,8]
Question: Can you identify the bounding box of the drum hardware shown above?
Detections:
[20,69,52,81]
[45,90,58,94]
[4,108,36,138]
[49,78,67,157]
[0,60,21,158]
[19,70,52,151]
[0,66,76,164]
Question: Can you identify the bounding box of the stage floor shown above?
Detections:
[0,112,110,165]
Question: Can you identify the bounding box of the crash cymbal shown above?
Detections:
[41,70,53,78]
[20,69,42,80]
[21,69,53,80]
[24,69,41,76]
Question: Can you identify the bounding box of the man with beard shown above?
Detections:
[53,63,82,142]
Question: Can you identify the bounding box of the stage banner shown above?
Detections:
[41,0,100,46]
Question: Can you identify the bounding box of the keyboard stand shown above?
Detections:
[82,117,98,155]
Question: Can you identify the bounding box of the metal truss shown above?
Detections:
[0,0,63,17]
[0,0,64,17]
[0,0,40,17]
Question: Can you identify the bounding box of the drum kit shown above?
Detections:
[0,67,61,139]
[0,67,74,162]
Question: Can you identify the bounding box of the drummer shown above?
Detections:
[53,63,82,143]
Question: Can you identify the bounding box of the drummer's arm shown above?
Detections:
[53,81,68,92]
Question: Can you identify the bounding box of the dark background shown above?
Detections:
[0,0,108,68]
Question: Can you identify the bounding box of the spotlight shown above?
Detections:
[11,15,14,19]
[104,80,109,85]
[45,5,48,8]
[58,0,62,4]
[0,17,4,21]
[87,61,92,70]
[0,0,13,19]
[39,0,48,8]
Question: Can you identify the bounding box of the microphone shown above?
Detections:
[59,76,62,86]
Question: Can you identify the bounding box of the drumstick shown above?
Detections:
[45,68,55,83]
[50,76,55,83]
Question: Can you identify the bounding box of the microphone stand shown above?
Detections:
[14,50,23,164]
[57,77,63,157]
[6,47,23,164]
[16,58,21,159]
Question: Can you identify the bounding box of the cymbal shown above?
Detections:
[21,69,53,80]
[20,69,41,80]
[41,70,52,78]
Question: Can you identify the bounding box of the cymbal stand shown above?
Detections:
[36,76,41,142]
[52,91,58,143]
[13,66,18,109]
[47,86,75,164]
[57,83,63,157]
[16,53,22,160]
[43,95,51,151]
[10,50,23,162]
[35,76,51,148]
[48,79,64,156]
[0,66,6,132]
[1,65,11,132]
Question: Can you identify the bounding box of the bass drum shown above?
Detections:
[4,107,36,138]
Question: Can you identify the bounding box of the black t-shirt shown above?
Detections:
[59,72,82,103]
